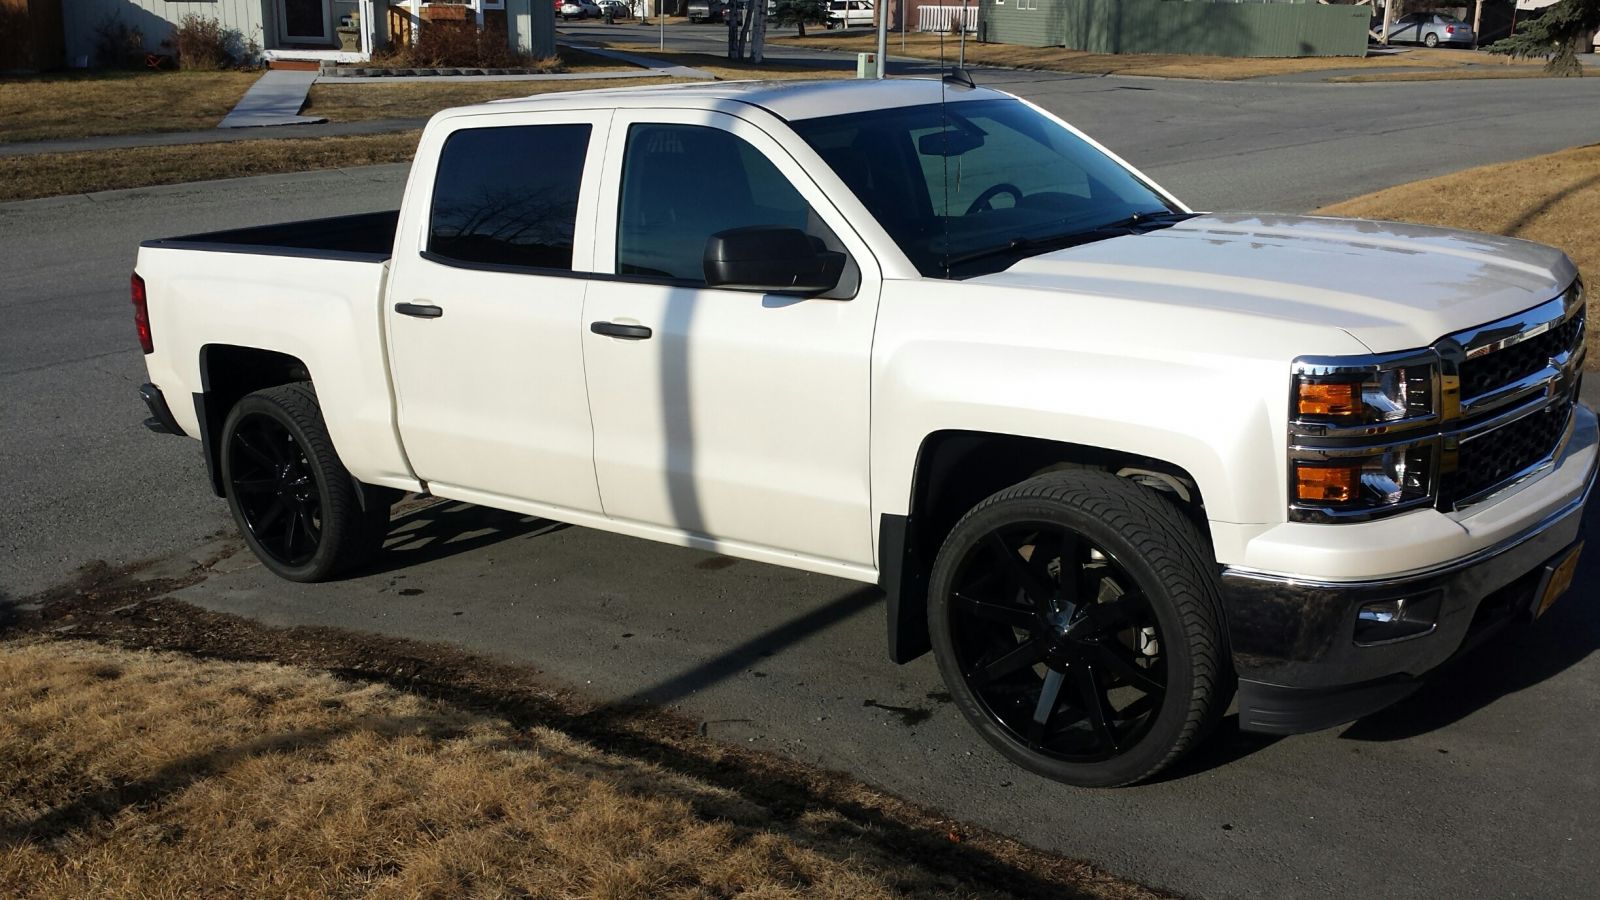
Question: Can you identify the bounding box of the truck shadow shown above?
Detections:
[1340,494,1600,742]
[358,500,568,577]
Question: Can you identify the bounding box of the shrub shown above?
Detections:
[377,23,556,69]
[168,15,237,71]
[92,15,148,69]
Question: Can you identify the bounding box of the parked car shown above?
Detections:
[825,0,874,29]
[687,0,727,22]
[1380,11,1475,47]
[134,79,1592,788]
[557,0,602,20]
[598,0,630,17]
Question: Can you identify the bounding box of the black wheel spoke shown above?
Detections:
[232,477,277,495]
[295,501,319,545]
[952,591,1037,630]
[1028,667,1067,746]
[985,531,1056,603]
[971,639,1045,688]
[1093,643,1164,696]
[1072,664,1119,752]
[1084,594,1141,636]
[255,497,287,534]
[235,430,276,468]
[281,507,300,557]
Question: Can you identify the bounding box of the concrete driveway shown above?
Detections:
[3,69,1599,899]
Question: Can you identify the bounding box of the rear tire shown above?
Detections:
[927,470,1229,787]
[221,383,383,582]
[1424,32,1439,47]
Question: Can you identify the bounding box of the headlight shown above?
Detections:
[1289,350,1441,522]
[1292,358,1436,429]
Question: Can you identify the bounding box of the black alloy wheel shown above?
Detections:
[929,470,1228,787]
[228,411,323,568]
[946,522,1168,763]
[221,383,387,582]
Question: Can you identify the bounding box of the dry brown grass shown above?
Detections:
[772,32,1547,80]
[304,76,683,122]
[0,639,1149,898]
[0,132,420,202]
[0,70,262,144]
[1319,143,1600,367]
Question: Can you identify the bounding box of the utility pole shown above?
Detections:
[751,0,765,63]
[875,0,888,77]
[1471,0,1483,49]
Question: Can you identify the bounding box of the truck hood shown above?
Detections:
[973,213,1577,353]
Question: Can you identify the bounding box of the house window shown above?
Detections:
[429,124,592,271]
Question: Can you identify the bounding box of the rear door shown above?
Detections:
[386,110,611,515]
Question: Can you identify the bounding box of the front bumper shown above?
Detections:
[1221,408,1597,735]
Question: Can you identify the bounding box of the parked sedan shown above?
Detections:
[1380,11,1474,47]
[557,0,602,20]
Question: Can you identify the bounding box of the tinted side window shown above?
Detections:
[616,123,824,282]
[429,123,591,270]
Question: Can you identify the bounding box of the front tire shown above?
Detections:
[221,383,382,582]
[928,470,1228,787]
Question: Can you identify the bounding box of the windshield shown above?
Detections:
[790,97,1179,277]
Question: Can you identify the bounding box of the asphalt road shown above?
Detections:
[3,67,1600,898]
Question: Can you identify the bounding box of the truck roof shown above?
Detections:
[440,77,1010,124]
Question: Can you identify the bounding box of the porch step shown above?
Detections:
[267,59,323,71]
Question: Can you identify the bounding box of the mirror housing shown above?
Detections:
[703,227,846,295]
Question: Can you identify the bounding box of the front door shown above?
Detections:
[581,109,881,573]
[278,0,331,43]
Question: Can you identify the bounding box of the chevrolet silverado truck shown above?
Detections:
[133,79,1594,786]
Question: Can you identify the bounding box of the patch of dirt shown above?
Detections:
[5,556,1167,900]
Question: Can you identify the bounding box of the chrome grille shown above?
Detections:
[1458,311,1585,402]
[1441,401,1573,507]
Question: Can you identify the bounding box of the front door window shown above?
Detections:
[280,0,330,42]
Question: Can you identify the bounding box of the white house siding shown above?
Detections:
[61,0,268,66]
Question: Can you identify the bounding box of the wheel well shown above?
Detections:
[196,345,312,496]
[882,431,1209,664]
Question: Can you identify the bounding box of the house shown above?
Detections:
[50,0,553,69]
[978,0,1373,57]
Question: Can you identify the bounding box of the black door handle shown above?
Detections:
[395,302,443,319]
[590,321,653,340]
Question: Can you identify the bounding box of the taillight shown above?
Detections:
[131,273,153,354]
[1446,26,1455,34]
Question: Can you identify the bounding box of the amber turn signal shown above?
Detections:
[1296,464,1359,503]
[1297,381,1359,417]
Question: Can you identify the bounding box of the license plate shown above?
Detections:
[1536,543,1583,619]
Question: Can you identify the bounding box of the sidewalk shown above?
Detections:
[1,42,718,158]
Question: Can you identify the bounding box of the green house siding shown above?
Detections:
[981,0,1372,58]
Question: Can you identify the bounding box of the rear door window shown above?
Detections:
[428,123,592,271]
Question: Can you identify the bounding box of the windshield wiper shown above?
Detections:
[941,210,1200,273]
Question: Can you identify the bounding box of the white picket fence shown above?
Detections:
[916,5,978,33]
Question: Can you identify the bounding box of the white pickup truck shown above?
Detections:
[133,79,1593,786]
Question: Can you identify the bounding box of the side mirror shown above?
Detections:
[703,226,846,296]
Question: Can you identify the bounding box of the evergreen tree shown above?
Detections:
[1488,0,1600,76]
[771,0,828,38]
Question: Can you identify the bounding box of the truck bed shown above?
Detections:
[140,210,399,262]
